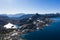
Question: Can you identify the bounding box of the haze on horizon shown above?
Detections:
[0,0,60,14]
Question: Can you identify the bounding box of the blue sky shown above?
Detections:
[0,0,60,14]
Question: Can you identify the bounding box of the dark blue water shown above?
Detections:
[21,18,60,40]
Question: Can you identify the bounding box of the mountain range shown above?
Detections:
[0,13,60,34]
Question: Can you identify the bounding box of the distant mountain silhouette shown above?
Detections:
[7,13,25,20]
[7,13,25,17]
[19,14,34,20]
